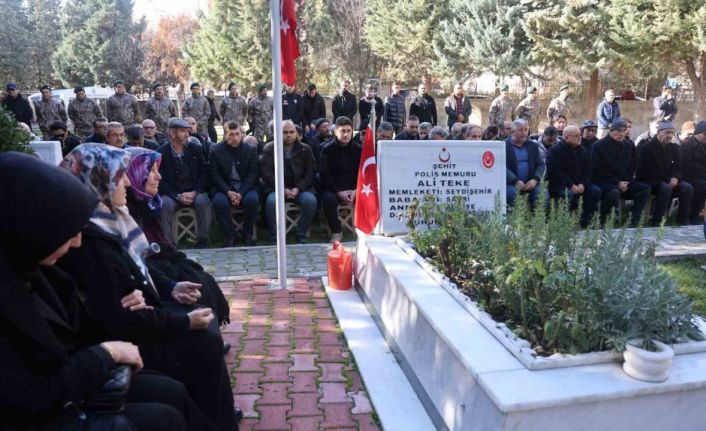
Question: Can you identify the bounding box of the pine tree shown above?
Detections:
[434,0,533,80]
[607,0,706,119]
[365,0,438,82]
[26,0,62,88]
[0,0,31,88]
[52,0,146,89]
[524,0,614,109]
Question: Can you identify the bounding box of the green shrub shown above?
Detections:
[408,188,703,354]
[0,106,34,155]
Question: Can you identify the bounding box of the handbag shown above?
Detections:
[82,365,133,413]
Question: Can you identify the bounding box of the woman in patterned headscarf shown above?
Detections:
[124,147,229,325]
[58,144,236,431]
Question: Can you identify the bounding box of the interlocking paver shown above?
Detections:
[223,278,381,431]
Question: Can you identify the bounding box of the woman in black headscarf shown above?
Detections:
[123,147,229,326]
[56,144,236,431]
[0,152,208,430]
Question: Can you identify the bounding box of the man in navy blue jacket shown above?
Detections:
[546,125,601,227]
[158,118,212,247]
[591,118,649,226]
[506,119,545,207]
[596,89,621,139]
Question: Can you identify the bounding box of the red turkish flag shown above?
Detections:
[355,127,379,234]
[280,0,300,86]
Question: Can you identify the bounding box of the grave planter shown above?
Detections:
[623,339,675,383]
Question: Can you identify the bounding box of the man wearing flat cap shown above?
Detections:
[220,82,248,127]
[157,117,213,248]
[145,83,177,134]
[107,80,140,127]
[182,82,211,136]
[679,120,706,224]
[67,86,103,139]
[547,84,571,126]
[1,83,33,128]
[247,83,274,142]
[515,86,541,134]
[636,121,693,226]
[591,118,650,226]
[488,83,515,127]
[33,85,67,140]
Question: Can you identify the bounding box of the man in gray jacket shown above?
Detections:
[33,85,67,140]
[182,82,211,136]
[145,83,177,133]
[67,86,103,139]
[106,80,140,127]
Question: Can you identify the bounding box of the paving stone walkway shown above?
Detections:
[187,225,705,279]
[221,278,381,431]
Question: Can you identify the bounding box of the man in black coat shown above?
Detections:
[332,79,357,122]
[210,121,260,246]
[49,121,83,156]
[358,83,384,130]
[158,118,212,247]
[679,120,706,224]
[319,116,361,242]
[302,83,326,133]
[636,121,693,226]
[1,83,33,127]
[409,82,437,126]
[84,118,108,143]
[282,84,304,127]
[384,80,406,135]
[505,119,545,206]
[546,125,601,227]
[394,115,420,140]
[206,89,222,144]
[591,118,650,226]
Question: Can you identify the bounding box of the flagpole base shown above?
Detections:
[267,279,296,290]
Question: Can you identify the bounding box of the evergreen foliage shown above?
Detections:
[25,0,62,88]
[0,106,33,155]
[434,0,533,80]
[0,0,31,88]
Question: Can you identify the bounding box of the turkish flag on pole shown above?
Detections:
[280,0,300,86]
[354,127,379,234]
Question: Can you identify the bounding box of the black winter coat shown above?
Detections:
[319,139,361,192]
[679,136,706,181]
[591,136,637,185]
[58,223,191,344]
[282,92,304,126]
[1,94,33,125]
[332,91,357,122]
[358,96,383,130]
[384,93,406,127]
[302,92,326,126]
[546,141,591,195]
[636,137,682,186]
[157,141,209,199]
[409,94,437,125]
[209,141,260,197]
[261,140,316,194]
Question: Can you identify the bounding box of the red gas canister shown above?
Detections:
[327,241,352,290]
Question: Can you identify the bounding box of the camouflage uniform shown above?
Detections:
[547,97,570,125]
[182,95,211,135]
[515,96,542,133]
[33,98,68,139]
[488,95,515,127]
[247,95,274,141]
[220,95,248,126]
[107,93,140,127]
[145,96,177,133]
[68,97,103,139]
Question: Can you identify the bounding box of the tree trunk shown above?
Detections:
[684,55,706,121]
[586,68,599,116]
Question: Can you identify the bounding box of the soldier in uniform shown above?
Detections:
[488,84,515,127]
[182,82,210,136]
[515,86,541,134]
[67,86,103,139]
[33,85,67,140]
[145,83,177,133]
[220,81,247,127]
[547,84,571,126]
[247,83,274,142]
[106,80,140,127]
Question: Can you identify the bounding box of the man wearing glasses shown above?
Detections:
[142,119,169,146]
[1,83,33,129]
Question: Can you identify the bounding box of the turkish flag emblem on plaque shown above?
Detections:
[481,150,495,170]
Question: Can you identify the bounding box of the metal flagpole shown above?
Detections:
[368,79,381,236]
[269,0,288,289]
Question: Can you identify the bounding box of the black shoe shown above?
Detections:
[223,341,232,355]
[234,407,243,422]
[195,239,208,248]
